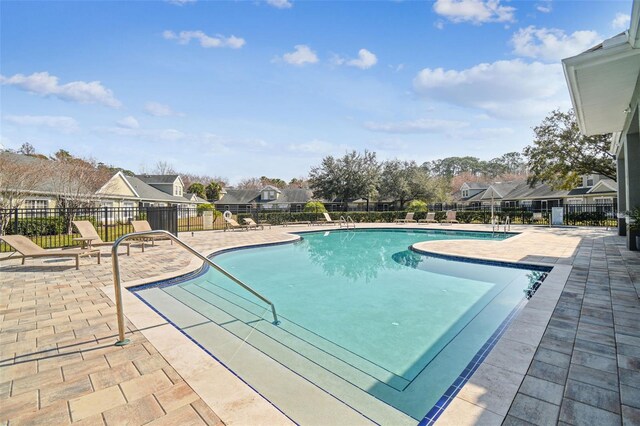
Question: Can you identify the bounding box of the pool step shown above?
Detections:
[140,284,416,425]
[169,283,410,393]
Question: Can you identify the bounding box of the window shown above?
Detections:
[595,197,613,204]
[566,198,582,205]
[521,200,532,207]
[24,199,48,209]
[462,190,469,198]
[586,176,594,187]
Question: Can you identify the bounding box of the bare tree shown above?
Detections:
[236,177,262,189]
[153,161,176,175]
[181,173,228,189]
[0,152,52,235]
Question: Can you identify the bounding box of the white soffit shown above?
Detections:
[563,43,640,136]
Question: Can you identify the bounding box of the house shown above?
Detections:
[453,175,617,211]
[562,0,640,249]
[214,185,318,214]
[0,152,207,211]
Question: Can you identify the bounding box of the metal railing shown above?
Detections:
[111,230,280,346]
[346,215,355,229]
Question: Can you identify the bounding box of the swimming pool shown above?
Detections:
[133,229,549,424]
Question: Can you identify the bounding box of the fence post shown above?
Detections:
[104,207,109,242]
[14,208,18,234]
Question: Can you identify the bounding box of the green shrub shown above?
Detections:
[303,201,327,213]
[406,200,427,212]
[6,217,66,236]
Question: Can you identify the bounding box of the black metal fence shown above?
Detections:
[0,203,618,251]
[0,206,225,251]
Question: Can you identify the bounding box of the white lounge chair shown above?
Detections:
[130,220,173,250]
[395,212,417,224]
[440,210,459,224]
[418,212,437,224]
[242,218,271,230]
[224,217,250,231]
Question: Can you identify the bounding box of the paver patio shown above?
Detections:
[1,224,638,425]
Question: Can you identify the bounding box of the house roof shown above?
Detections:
[215,188,314,205]
[481,182,523,199]
[137,174,180,184]
[461,182,489,190]
[260,185,282,193]
[587,178,617,194]
[122,176,200,204]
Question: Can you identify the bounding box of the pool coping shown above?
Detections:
[102,224,573,425]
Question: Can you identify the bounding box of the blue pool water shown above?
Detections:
[133,229,549,423]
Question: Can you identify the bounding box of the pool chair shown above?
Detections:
[315,212,338,226]
[130,220,173,250]
[418,212,438,224]
[394,212,416,224]
[0,235,100,270]
[224,217,250,231]
[441,210,459,225]
[242,217,272,230]
[72,220,131,255]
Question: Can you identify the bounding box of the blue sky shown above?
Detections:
[0,0,633,184]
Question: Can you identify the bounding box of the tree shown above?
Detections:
[260,176,286,189]
[236,177,262,189]
[309,150,381,210]
[287,177,309,189]
[524,109,615,189]
[379,160,430,209]
[303,201,327,213]
[0,152,50,211]
[153,161,176,175]
[406,200,428,212]
[187,183,206,199]
[205,181,222,201]
[18,142,36,156]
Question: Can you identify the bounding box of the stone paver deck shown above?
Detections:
[1,224,638,425]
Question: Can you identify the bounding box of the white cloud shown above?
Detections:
[511,26,601,62]
[266,0,292,9]
[363,118,469,134]
[287,139,351,156]
[281,45,319,66]
[347,49,378,69]
[3,115,80,133]
[144,102,183,117]
[166,0,196,5]
[117,116,139,129]
[433,0,515,24]
[98,126,187,142]
[536,2,552,13]
[612,13,631,30]
[0,72,121,108]
[163,30,245,49]
[413,59,569,119]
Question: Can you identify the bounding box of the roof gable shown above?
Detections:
[587,179,617,193]
[97,172,139,198]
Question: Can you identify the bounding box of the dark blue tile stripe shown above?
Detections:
[418,295,535,426]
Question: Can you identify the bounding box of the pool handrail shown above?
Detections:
[346,216,355,229]
[111,229,280,346]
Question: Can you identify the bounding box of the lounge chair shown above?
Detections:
[531,212,545,224]
[0,235,100,270]
[224,217,249,231]
[418,212,438,224]
[283,221,311,226]
[72,220,130,255]
[316,212,339,226]
[441,210,459,224]
[395,212,416,224]
[130,220,173,250]
[242,218,271,230]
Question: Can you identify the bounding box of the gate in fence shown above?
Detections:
[146,206,178,236]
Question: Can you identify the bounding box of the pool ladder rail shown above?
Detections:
[491,216,511,236]
[110,230,280,347]
[339,215,356,229]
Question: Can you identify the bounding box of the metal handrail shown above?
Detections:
[339,215,347,228]
[111,230,280,346]
[346,216,355,229]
